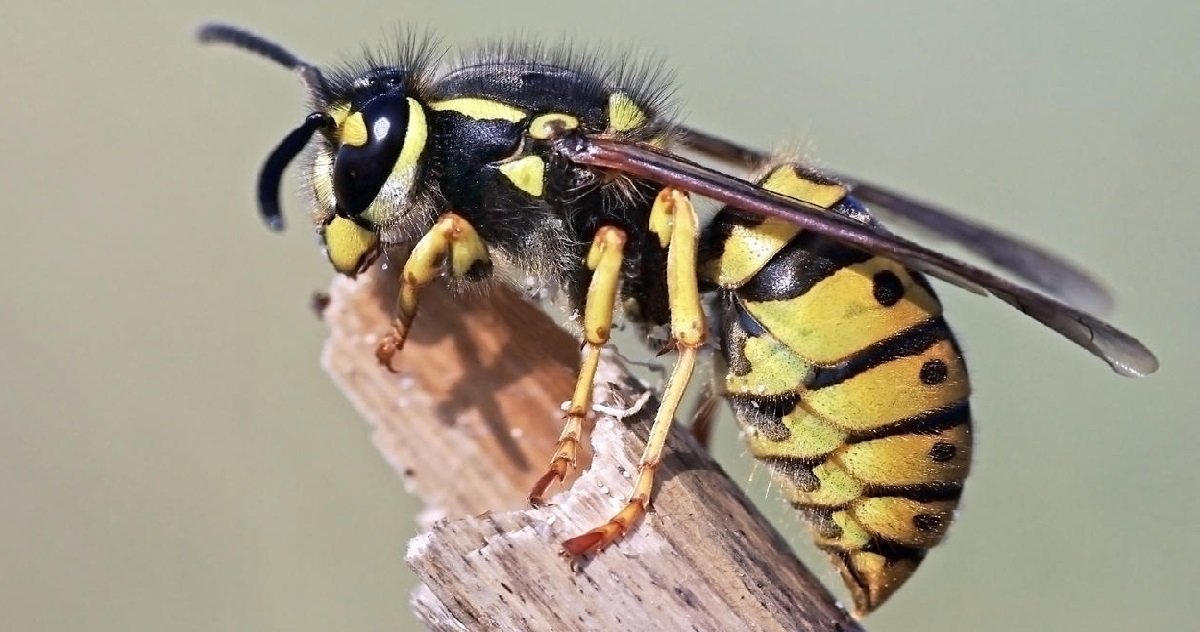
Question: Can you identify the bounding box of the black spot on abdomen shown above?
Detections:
[872,270,905,306]
[919,359,949,385]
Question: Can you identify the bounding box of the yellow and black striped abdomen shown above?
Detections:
[702,164,973,615]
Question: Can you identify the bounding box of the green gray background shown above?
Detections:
[3,1,1196,630]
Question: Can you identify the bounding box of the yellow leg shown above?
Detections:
[530,226,627,505]
[376,213,490,371]
[562,189,706,557]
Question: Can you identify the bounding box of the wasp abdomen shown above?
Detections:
[703,164,973,615]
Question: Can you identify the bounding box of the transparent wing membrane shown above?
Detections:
[556,133,1157,377]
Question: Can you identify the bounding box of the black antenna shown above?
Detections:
[256,113,333,231]
[197,23,328,96]
[198,23,335,230]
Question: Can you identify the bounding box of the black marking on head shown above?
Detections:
[738,232,872,303]
[872,269,905,307]
[318,30,444,111]
[919,359,950,385]
[928,441,958,463]
[807,318,952,390]
[356,67,409,98]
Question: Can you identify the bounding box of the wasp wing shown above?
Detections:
[555,133,1157,378]
[676,126,1114,314]
[824,176,1114,315]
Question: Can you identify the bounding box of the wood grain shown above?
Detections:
[319,270,864,632]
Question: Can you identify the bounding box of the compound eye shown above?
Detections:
[332,93,410,217]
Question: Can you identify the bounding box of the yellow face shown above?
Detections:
[311,94,430,276]
[321,215,379,275]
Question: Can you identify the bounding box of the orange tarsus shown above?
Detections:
[375,323,407,373]
[528,456,571,506]
[561,496,648,557]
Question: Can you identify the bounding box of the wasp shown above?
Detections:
[198,23,1158,615]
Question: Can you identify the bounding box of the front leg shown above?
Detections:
[376,213,492,371]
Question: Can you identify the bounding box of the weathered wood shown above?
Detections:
[320,270,864,632]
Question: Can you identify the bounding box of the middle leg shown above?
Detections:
[528,226,627,506]
[561,188,707,557]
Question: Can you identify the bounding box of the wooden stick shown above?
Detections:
[319,270,865,632]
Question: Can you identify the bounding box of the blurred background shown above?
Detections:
[2,1,1196,630]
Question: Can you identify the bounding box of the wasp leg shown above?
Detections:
[562,189,705,557]
[376,213,491,371]
[529,227,627,506]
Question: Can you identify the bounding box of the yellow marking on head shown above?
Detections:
[803,340,969,430]
[430,97,527,122]
[323,216,379,275]
[745,404,846,461]
[761,165,847,209]
[850,497,956,549]
[744,259,944,364]
[395,98,428,176]
[340,111,368,147]
[328,103,351,128]
[839,423,972,486]
[528,113,580,140]
[607,92,647,132]
[498,155,546,197]
[725,334,812,397]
